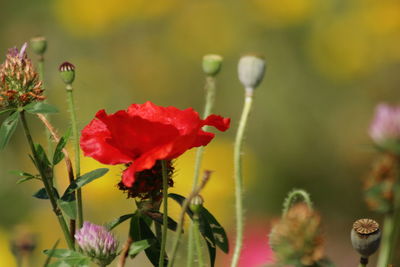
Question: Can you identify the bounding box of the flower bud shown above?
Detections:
[238,55,266,91]
[190,195,204,214]
[351,218,381,258]
[30,37,47,55]
[0,44,44,109]
[75,222,119,266]
[202,54,223,76]
[59,61,75,85]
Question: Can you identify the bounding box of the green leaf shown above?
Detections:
[128,239,152,257]
[35,144,53,178]
[53,129,71,165]
[144,210,178,231]
[128,214,167,265]
[17,176,36,184]
[168,193,218,266]
[105,213,135,230]
[43,240,60,267]
[0,108,16,115]
[33,187,59,199]
[43,249,90,267]
[9,170,39,184]
[199,206,229,253]
[62,168,109,197]
[58,198,77,219]
[0,111,19,150]
[24,102,59,114]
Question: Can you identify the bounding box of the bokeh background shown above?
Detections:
[1,0,400,266]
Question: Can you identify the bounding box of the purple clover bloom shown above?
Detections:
[75,222,118,266]
[369,103,400,145]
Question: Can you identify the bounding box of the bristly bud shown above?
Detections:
[0,43,45,109]
[190,194,204,214]
[30,36,47,55]
[75,222,118,266]
[202,54,223,76]
[238,55,266,93]
[59,61,75,85]
[351,219,381,259]
[269,203,324,266]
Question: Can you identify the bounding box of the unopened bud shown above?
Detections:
[190,195,204,214]
[59,61,75,85]
[202,54,223,76]
[351,219,381,258]
[238,55,266,91]
[30,37,47,55]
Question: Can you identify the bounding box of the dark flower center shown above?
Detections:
[118,160,174,200]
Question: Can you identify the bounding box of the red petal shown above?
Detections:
[203,114,231,131]
[80,111,132,165]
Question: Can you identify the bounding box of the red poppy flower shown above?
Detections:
[80,101,230,187]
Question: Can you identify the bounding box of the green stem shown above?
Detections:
[231,90,254,267]
[66,86,83,229]
[187,223,195,267]
[193,216,204,267]
[188,75,216,267]
[159,160,169,267]
[282,189,313,216]
[19,111,74,250]
[377,214,395,267]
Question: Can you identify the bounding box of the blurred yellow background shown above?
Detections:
[1,0,400,266]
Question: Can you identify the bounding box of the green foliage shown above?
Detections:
[0,111,19,149]
[43,249,90,267]
[168,193,230,267]
[24,102,59,114]
[62,168,109,197]
[129,213,167,266]
[106,213,135,230]
[33,187,60,199]
[52,129,71,165]
[128,239,153,257]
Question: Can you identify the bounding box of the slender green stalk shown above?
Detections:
[377,214,395,267]
[282,189,313,216]
[66,85,83,229]
[231,91,254,267]
[159,160,169,267]
[193,216,204,267]
[187,224,195,266]
[167,171,211,267]
[19,111,74,250]
[187,75,216,267]
[191,76,216,189]
[359,263,367,267]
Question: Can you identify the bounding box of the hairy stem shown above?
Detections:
[231,90,254,267]
[168,171,211,267]
[188,75,216,266]
[37,113,76,240]
[20,111,74,249]
[193,216,204,267]
[118,236,133,267]
[66,86,83,229]
[159,160,169,267]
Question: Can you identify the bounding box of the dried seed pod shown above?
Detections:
[351,218,381,258]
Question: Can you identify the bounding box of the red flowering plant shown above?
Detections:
[0,39,277,267]
[80,101,230,198]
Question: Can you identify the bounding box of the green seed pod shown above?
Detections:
[202,54,223,76]
[351,218,381,258]
[190,195,204,214]
[30,36,47,55]
[59,62,75,85]
[238,55,266,91]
